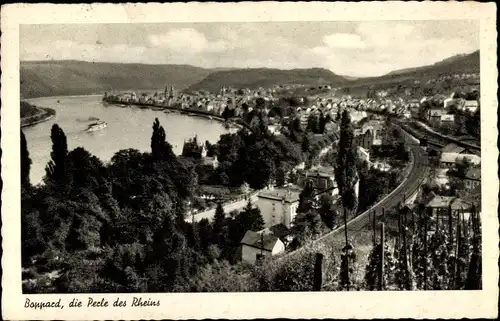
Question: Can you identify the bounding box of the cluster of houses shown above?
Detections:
[240,128,481,264]
[243,146,482,264]
[429,141,481,194]
[439,143,481,168]
[425,72,480,85]
[241,165,350,264]
[104,85,279,118]
[399,189,480,238]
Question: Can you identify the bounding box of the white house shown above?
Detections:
[464,100,479,113]
[240,230,285,264]
[440,143,481,167]
[255,186,301,228]
[464,167,481,191]
[297,165,336,192]
[440,114,455,123]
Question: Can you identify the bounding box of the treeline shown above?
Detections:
[22,119,201,292]
[21,101,56,127]
[202,112,336,189]
[21,101,41,118]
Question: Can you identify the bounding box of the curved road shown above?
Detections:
[284,124,430,258]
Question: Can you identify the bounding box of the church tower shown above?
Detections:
[169,85,177,98]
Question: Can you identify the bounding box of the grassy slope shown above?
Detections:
[345,50,480,91]
[187,67,348,93]
[20,60,213,98]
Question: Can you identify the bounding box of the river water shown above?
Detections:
[23,95,233,185]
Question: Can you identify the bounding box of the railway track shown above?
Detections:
[396,120,480,153]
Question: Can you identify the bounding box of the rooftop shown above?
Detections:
[450,198,474,211]
[240,230,280,251]
[260,223,291,239]
[425,194,454,208]
[465,100,479,107]
[465,167,481,180]
[258,187,301,203]
[441,143,465,154]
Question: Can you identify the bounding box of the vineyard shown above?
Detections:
[310,202,482,291]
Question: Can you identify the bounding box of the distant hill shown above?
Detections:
[186,67,347,93]
[21,51,479,99]
[341,50,480,96]
[338,74,359,81]
[385,51,479,77]
[20,60,213,98]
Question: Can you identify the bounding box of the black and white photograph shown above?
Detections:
[2,2,498,320]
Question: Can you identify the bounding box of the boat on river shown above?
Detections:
[86,120,107,132]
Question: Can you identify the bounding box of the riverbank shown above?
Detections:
[104,98,242,129]
[21,106,56,128]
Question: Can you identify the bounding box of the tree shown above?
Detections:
[306,113,320,134]
[45,124,69,186]
[292,210,323,240]
[189,260,257,292]
[318,194,338,229]
[334,110,359,288]
[318,112,330,134]
[66,147,104,192]
[151,118,175,161]
[146,215,190,291]
[334,110,359,214]
[21,209,45,266]
[197,218,213,254]
[212,203,227,246]
[237,200,265,234]
[182,136,203,159]
[297,181,315,214]
[240,182,250,195]
[21,131,32,189]
[204,140,217,157]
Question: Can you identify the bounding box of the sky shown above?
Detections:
[20,20,479,77]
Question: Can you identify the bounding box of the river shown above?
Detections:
[23,95,234,185]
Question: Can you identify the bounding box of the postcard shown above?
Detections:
[1,2,498,320]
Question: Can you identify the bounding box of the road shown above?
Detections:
[284,123,430,258]
[185,191,260,223]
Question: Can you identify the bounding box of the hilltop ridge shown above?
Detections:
[20,60,213,99]
[186,67,347,93]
